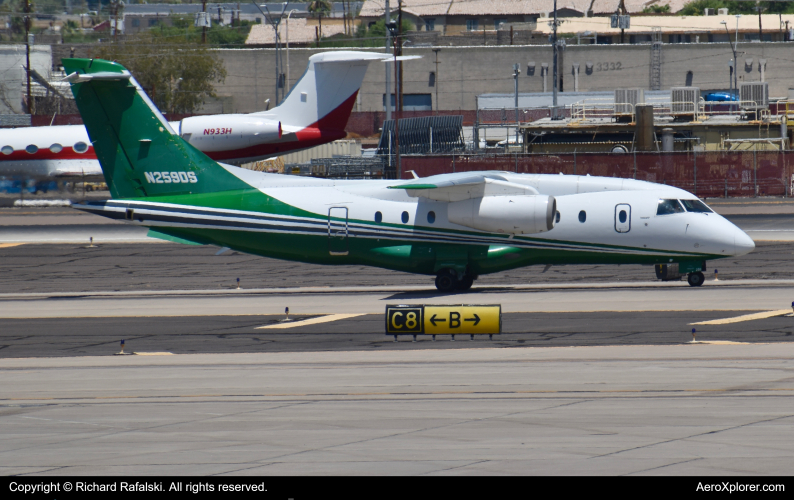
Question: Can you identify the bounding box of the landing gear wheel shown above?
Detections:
[455,275,474,291]
[435,269,457,292]
[687,272,705,287]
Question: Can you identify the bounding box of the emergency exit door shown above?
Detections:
[328,207,349,255]
[615,204,631,233]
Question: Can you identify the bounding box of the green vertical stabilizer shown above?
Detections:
[63,58,249,199]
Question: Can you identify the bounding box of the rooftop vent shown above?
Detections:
[671,87,700,117]
[739,82,769,110]
[614,88,644,116]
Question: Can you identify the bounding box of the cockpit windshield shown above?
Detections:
[656,199,684,215]
[680,199,713,213]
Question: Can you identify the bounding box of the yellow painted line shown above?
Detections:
[689,341,751,345]
[256,313,366,330]
[690,309,791,325]
[133,352,174,356]
[0,243,25,249]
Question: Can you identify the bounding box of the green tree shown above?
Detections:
[642,4,670,14]
[366,18,413,39]
[308,0,332,41]
[94,30,227,114]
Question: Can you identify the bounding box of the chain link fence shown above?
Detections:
[396,151,794,197]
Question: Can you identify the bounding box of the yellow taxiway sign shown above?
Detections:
[385,304,501,338]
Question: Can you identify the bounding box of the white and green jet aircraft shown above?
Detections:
[65,58,755,291]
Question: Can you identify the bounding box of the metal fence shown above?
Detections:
[285,156,386,179]
[397,151,794,198]
[377,116,465,155]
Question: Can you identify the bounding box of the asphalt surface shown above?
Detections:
[3,345,794,475]
[0,239,791,294]
[1,310,792,358]
[2,204,794,476]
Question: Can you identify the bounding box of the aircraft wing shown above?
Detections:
[389,175,539,202]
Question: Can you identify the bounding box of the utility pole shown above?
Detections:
[757,1,763,41]
[432,48,440,115]
[384,0,391,122]
[393,37,401,179]
[551,0,559,120]
[397,0,403,113]
[24,0,33,115]
[202,0,207,43]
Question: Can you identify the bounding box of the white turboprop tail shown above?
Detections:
[258,51,419,130]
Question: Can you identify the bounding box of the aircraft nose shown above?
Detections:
[734,229,755,257]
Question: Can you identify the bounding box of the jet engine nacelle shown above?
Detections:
[178,115,282,152]
[448,195,556,235]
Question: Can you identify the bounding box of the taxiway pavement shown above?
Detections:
[2,344,794,475]
[2,204,794,475]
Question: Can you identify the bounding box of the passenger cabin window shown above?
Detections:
[656,199,684,215]
[25,145,38,154]
[680,199,713,213]
[427,211,435,223]
[73,142,88,153]
[555,211,561,223]
[1,146,12,155]
[374,211,382,223]
[578,210,586,223]
[401,211,410,224]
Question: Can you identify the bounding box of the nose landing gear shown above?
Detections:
[687,272,705,287]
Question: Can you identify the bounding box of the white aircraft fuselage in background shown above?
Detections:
[0,51,402,180]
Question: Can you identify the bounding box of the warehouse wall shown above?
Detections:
[212,41,794,114]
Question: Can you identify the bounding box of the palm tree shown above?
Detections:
[308,0,332,42]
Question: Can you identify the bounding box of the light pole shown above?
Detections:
[734,14,741,97]
[24,0,32,115]
[722,15,741,111]
[513,63,520,146]
[254,1,291,105]
[551,0,561,120]
[285,9,298,93]
[384,0,391,122]
[387,21,400,178]
[720,20,735,110]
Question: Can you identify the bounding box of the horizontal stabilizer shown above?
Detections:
[390,175,539,202]
[64,71,132,83]
[147,229,207,246]
[381,55,423,62]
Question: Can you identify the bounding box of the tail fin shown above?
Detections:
[264,52,393,131]
[63,58,249,199]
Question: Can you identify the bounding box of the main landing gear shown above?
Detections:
[687,272,705,287]
[435,269,475,292]
[656,263,706,287]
